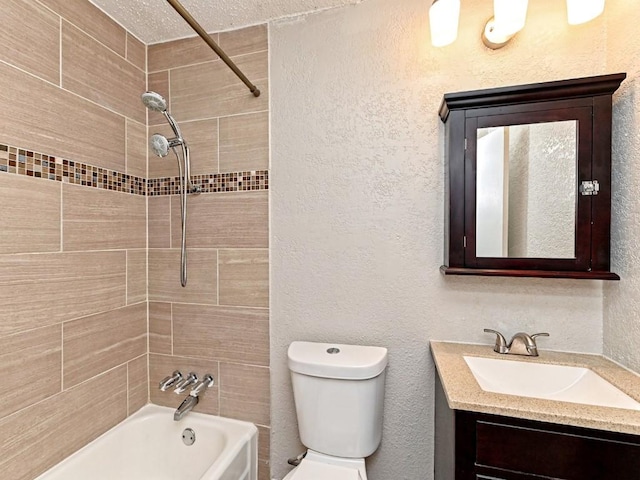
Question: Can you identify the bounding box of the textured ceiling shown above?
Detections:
[89,0,362,44]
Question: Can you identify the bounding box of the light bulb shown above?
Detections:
[567,0,605,25]
[493,0,529,36]
[429,0,461,47]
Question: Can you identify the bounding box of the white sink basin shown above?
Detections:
[464,356,640,411]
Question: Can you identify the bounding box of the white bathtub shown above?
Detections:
[36,404,258,480]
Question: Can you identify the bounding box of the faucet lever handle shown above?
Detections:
[484,328,508,354]
[159,370,183,391]
[175,372,198,394]
[531,332,550,340]
[191,374,215,397]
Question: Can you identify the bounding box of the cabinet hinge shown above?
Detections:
[463,236,467,248]
[464,138,467,151]
[580,180,600,196]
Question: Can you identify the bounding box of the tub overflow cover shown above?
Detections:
[182,428,196,446]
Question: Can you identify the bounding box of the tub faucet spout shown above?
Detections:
[173,374,215,421]
[174,394,198,421]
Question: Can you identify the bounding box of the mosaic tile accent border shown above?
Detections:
[147,171,269,196]
[0,144,269,196]
[0,144,146,195]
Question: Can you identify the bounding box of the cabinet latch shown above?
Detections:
[580,180,599,196]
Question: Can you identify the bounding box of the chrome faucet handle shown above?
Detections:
[190,374,215,397]
[527,332,549,356]
[174,372,198,394]
[484,328,508,354]
[159,371,183,391]
[531,332,550,340]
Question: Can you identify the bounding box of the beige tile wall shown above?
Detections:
[0,3,270,478]
[147,24,271,480]
[0,1,148,478]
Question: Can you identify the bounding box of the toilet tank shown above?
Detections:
[287,341,388,458]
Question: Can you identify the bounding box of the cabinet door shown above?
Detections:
[464,106,593,273]
[467,413,640,480]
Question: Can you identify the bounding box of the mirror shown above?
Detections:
[439,73,625,279]
[476,121,577,259]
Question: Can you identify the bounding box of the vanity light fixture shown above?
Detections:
[482,0,529,49]
[428,0,461,47]
[566,0,606,25]
[430,0,606,49]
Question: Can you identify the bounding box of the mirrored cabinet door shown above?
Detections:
[440,73,625,280]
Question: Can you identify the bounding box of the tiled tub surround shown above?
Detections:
[0,0,271,478]
[0,0,149,478]
[146,22,271,480]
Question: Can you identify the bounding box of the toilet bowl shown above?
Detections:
[286,341,388,479]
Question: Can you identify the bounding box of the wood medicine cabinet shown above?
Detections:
[440,73,625,280]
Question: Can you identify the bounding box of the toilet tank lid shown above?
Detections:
[288,341,388,380]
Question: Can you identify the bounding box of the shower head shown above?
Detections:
[149,133,186,158]
[141,91,167,112]
[150,134,170,157]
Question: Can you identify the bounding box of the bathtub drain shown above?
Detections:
[182,428,196,446]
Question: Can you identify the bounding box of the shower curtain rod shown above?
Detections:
[166,0,261,97]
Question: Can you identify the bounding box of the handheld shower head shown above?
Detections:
[141,91,167,112]
[150,134,170,157]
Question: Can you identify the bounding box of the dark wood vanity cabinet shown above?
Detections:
[439,74,626,280]
[435,377,640,480]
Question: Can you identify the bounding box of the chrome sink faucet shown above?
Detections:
[484,329,549,356]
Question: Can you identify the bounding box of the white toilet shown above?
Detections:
[285,341,388,480]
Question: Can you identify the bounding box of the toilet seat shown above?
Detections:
[282,451,366,480]
[283,460,362,480]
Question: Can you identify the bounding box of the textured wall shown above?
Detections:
[0,1,147,478]
[604,1,640,372]
[270,0,622,478]
[145,25,272,480]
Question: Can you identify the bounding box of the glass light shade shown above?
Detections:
[567,0,605,25]
[493,0,529,36]
[429,0,461,47]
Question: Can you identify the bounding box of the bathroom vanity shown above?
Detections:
[431,342,640,480]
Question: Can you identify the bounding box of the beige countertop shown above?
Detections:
[430,341,640,436]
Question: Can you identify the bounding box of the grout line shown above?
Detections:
[59,16,63,87]
[216,249,220,305]
[148,109,269,128]
[2,362,131,422]
[125,250,129,304]
[217,361,221,414]
[60,323,64,391]
[217,117,221,173]
[167,68,172,113]
[152,300,269,311]
[59,181,64,252]
[124,118,129,175]
[126,361,130,416]
[147,48,268,75]
[0,58,138,125]
[170,302,174,356]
